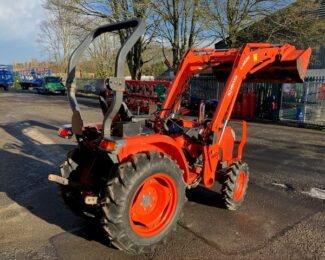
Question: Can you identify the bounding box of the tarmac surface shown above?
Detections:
[0,92,324,259]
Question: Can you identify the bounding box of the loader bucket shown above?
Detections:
[213,47,311,83]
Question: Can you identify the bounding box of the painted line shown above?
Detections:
[301,188,325,200]
[22,127,55,145]
[272,182,287,188]
[22,126,65,165]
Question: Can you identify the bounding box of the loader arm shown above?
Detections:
[160,43,311,143]
[211,43,311,142]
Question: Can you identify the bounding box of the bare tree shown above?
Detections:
[206,0,291,48]
[152,0,207,70]
[87,33,120,77]
[39,0,78,72]
[50,0,159,79]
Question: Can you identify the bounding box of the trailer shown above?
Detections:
[0,65,14,90]
[17,68,51,90]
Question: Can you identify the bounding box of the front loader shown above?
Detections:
[48,18,311,254]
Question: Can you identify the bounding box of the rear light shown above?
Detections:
[99,139,117,151]
[58,127,73,138]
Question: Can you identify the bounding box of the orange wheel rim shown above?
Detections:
[129,173,178,237]
[234,171,247,202]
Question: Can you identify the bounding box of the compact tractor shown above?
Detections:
[48,18,311,253]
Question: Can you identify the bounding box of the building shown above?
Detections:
[210,0,325,126]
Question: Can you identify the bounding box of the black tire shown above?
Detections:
[61,90,66,95]
[101,152,186,254]
[221,161,249,211]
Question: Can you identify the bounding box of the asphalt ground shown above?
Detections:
[0,92,324,259]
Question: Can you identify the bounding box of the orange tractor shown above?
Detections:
[48,18,311,253]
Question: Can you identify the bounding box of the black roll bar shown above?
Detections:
[65,17,145,138]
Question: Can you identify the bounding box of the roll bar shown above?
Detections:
[66,18,145,138]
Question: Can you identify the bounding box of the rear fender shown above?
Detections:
[117,134,190,184]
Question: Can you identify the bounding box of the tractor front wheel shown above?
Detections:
[221,161,249,211]
[101,152,186,254]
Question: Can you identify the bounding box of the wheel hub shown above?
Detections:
[141,194,152,207]
[129,173,178,237]
[234,171,247,202]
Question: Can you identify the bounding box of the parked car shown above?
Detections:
[36,76,66,95]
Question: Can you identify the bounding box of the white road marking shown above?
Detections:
[21,126,65,165]
[6,150,53,166]
[301,188,325,200]
[22,127,55,145]
[272,182,288,188]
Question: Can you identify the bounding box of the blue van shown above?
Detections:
[0,65,14,90]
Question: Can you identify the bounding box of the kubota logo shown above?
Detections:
[227,75,238,97]
[240,56,250,70]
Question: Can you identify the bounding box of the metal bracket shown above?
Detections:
[105,77,125,92]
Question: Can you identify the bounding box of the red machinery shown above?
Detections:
[49,18,311,254]
[124,80,170,113]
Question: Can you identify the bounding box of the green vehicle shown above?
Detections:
[37,76,66,95]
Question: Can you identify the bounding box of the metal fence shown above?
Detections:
[189,76,325,127]
[280,82,325,126]
[75,76,325,127]
[189,76,282,120]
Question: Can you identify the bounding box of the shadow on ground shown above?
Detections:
[0,120,115,251]
[186,185,224,208]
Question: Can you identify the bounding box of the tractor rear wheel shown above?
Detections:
[101,152,186,254]
[221,161,249,211]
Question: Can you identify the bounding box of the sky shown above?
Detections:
[0,0,45,64]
